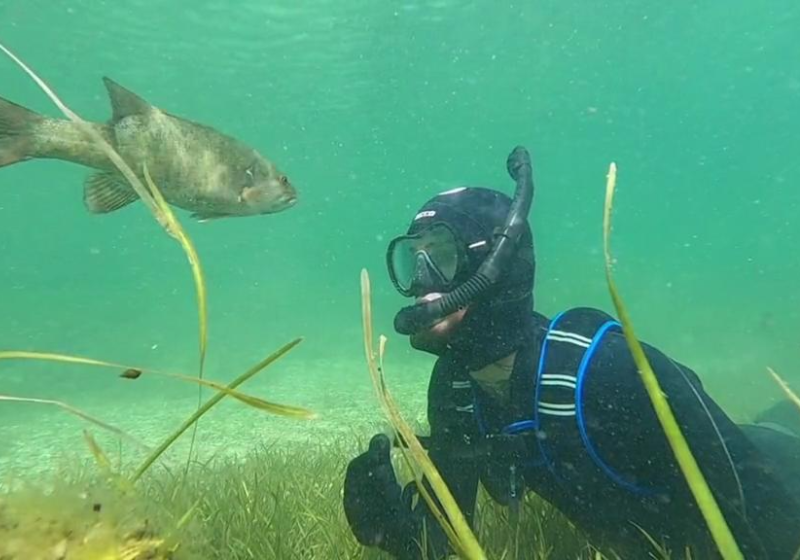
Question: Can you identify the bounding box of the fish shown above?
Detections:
[0,77,297,221]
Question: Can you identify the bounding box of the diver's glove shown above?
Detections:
[343,433,421,559]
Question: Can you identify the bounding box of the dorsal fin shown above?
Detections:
[102,77,151,122]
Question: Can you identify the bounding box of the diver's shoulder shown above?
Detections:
[532,306,618,332]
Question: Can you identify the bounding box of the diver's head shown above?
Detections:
[386,186,535,360]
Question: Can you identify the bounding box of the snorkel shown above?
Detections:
[394,145,535,336]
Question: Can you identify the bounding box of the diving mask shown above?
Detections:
[386,222,475,297]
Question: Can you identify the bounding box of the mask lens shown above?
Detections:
[389,224,460,294]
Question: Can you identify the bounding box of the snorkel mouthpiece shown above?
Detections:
[394,146,535,336]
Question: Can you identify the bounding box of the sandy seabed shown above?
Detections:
[0,356,431,481]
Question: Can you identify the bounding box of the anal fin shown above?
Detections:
[83,172,139,214]
[190,211,230,223]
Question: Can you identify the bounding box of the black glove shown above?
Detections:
[343,434,419,557]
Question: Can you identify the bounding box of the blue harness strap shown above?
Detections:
[501,310,568,437]
[491,309,659,495]
[574,320,659,495]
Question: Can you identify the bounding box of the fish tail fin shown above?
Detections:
[0,96,43,168]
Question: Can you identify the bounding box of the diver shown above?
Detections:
[342,146,800,559]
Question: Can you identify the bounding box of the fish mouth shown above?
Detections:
[275,187,297,209]
[273,195,296,212]
[258,193,297,214]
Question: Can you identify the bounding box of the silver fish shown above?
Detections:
[0,77,297,221]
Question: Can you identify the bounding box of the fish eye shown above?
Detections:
[279,175,289,186]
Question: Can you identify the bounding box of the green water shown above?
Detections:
[0,0,798,478]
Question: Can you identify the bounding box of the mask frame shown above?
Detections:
[386,222,470,297]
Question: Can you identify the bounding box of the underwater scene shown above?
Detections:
[1,1,799,558]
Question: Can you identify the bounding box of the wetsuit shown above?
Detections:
[344,153,800,559]
[347,307,800,559]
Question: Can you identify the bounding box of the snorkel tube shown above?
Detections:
[394,145,535,336]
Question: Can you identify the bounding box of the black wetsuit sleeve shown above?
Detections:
[408,358,482,559]
[585,331,800,558]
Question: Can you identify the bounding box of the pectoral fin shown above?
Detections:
[83,172,139,213]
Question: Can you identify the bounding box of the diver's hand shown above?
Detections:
[507,145,532,181]
[344,434,415,552]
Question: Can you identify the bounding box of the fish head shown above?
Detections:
[237,154,297,214]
